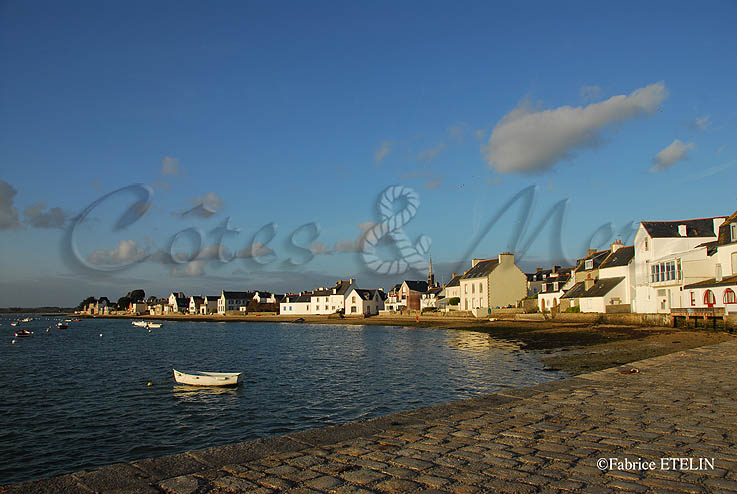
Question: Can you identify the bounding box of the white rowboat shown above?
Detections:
[132,321,148,327]
[173,369,243,387]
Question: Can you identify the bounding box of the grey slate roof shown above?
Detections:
[445,274,464,288]
[462,259,499,279]
[574,250,611,272]
[599,246,635,269]
[560,282,586,299]
[352,289,374,301]
[222,291,253,300]
[580,277,625,298]
[684,275,737,289]
[641,218,722,238]
[404,280,429,292]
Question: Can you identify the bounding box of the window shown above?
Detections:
[704,290,716,307]
[651,260,681,283]
[585,259,593,270]
[644,238,649,251]
[690,291,695,306]
[351,306,357,313]
[725,288,736,305]
[471,284,475,294]
[731,223,737,242]
[352,296,356,303]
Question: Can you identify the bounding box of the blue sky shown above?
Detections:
[1,1,736,306]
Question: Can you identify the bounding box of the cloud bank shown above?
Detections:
[88,240,147,265]
[651,139,694,172]
[484,82,668,174]
[0,180,22,230]
[23,201,67,228]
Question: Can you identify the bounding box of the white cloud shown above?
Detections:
[183,192,223,217]
[88,240,147,265]
[447,122,469,138]
[418,143,445,162]
[23,201,67,228]
[374,141,393,163]
[333,222,377,253]
[484,82,668,174]
[161,156,182,176]
[310,242,331,255]
[690,115,711,132]
[171,260,206,277]
[0,180,22,230]
[651,139,694,172]
[580,85,602,102]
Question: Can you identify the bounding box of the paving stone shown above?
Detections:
[341,468,387,485]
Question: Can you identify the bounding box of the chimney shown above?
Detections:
[552,265,560,274]
[585,278,595,291]
[472,258,483,267]
[499,252,514,264]
[611,240,622,252]
[349,278,355,285]
[678,224,687,237]
[587,248,597,256]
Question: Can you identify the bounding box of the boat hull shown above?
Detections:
[172,369,243,387]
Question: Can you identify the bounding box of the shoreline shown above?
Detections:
[75,312,735,375]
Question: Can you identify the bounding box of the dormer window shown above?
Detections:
[731,223,736,242]
[585,259,593,270]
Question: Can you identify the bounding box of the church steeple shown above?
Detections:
[427,257,435,287]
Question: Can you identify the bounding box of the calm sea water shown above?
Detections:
[0,315,563,485]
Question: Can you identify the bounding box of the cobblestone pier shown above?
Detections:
[5,339,737,494]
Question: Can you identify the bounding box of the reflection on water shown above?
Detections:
[0,316,563,485]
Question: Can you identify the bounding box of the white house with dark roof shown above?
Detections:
[168,292,188,313]
[344,288,385,315]
[421,286,444,310]
[633,217,725,314]
[536,267,575,312]
[218,291,253,314]
[253,291,277,304]
[188,296,204,314]
[280,293,312,315]
[675,209,737,315]
[310,279,355,314]
[459,253,527,313]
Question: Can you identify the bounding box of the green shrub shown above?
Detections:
[449,297,460,306]
[564,306,581,313]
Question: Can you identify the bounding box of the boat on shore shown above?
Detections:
[172,369,243,387]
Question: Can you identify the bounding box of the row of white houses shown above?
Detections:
[279,279,388,316]
[535,209,737,316]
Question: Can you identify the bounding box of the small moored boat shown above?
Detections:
[147,322,162,328]
[56,322,68,329]
[132,321,148,327]
[173,369,243,387]
[14,329,33,337]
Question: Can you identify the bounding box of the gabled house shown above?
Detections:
[200,295,219,314]
[384,283,403,311]
[189,296,204,314]
[280,292,312,315]
[398,280,429,311]
[443,273,464,310]
[345,288,385,316]
[633,216,725,313]
[253,291,277,304]
[310,279,355,314]
[168,292,188,313]
[679,209,737,316]
[536,267,574,312]
[421,286,444,310]
[218,291,253,314]
[459,253,527,313]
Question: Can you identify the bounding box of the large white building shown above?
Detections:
[459,253,527,312]
[280,293,313,315]
[217,291,253,314]
[632,217,725,314]
[310,279,354,314]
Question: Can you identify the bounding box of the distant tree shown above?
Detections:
[78,296,97,310]
[127,289,145,302]
[448,297,460,306]
[117,296,132,310]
